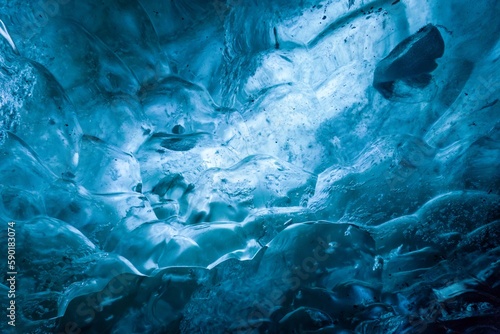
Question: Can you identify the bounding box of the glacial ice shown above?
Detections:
[373,24,444,99]
[0,0,499,333]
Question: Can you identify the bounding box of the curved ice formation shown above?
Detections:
[0,0,499,333]
[0,19,17,54]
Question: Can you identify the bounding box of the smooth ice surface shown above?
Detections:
[0,0,499,333]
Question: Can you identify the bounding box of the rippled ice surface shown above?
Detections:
[0,0,499,333]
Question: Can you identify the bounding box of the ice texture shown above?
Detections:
[0,0,499,333]
[373,24,444,99]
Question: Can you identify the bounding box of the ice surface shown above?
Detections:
[0,0,499,333]
[373,24,444,99]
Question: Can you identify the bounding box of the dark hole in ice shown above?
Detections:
[159,133,202,151]
[62,171,75,179]
[69,201,81,213]
[160,137,197,151]
[373,24,445,99]
[172,124,185,134]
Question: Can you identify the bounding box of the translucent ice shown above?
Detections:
[0,0,499,333]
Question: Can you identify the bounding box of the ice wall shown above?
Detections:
[0,0,499,333]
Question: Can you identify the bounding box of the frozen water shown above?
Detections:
[0,0,499,333]
[373,24,445,99]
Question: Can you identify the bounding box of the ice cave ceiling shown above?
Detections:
[0,0,499,333]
